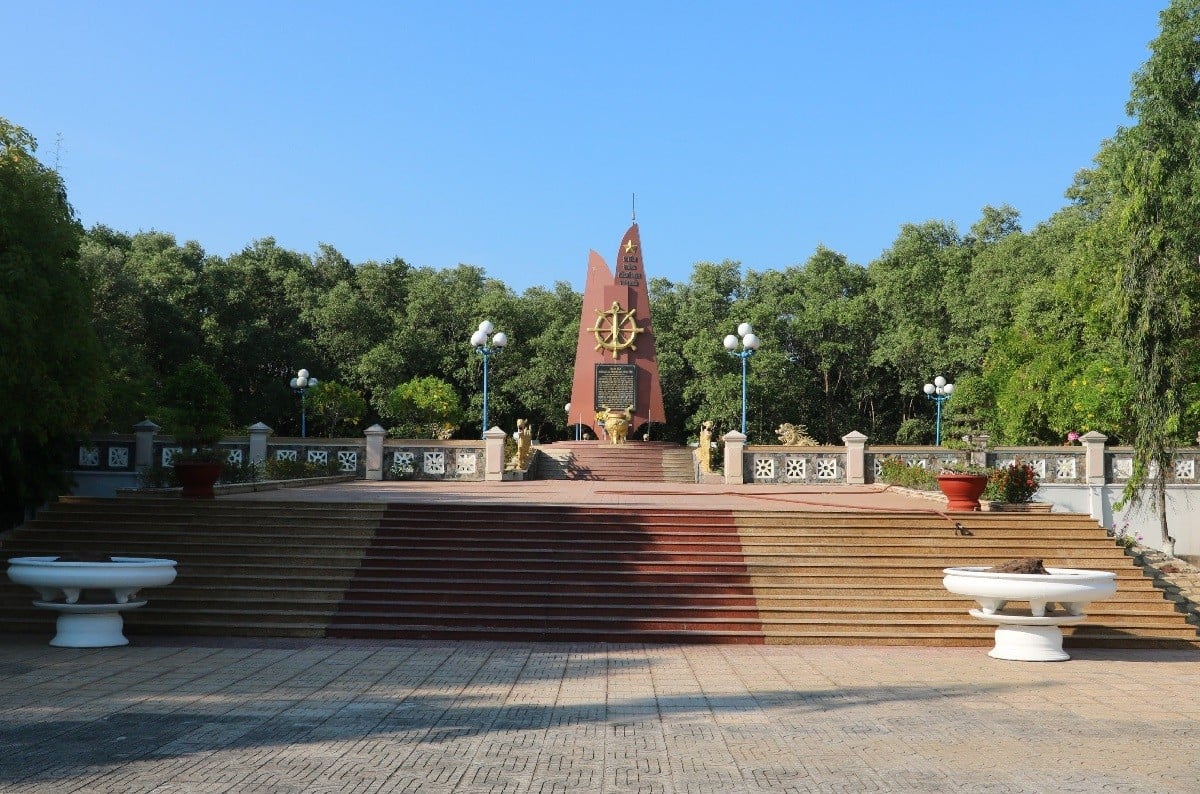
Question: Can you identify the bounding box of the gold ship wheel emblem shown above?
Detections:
[588,301,644,358]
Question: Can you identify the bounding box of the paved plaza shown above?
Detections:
[1,637,1197,793]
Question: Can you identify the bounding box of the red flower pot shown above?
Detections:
[936,473,989,511]
[174,461,222,499]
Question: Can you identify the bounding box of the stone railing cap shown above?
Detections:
[841,430,868,443]
[364,424,388,435]
[1080,431,1108,442]
[133,419,161,431]
[722,431,747,442]
[248,421,273,432]
[483,427,508,439]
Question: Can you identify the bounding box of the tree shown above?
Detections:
[501,282,581,440]
[867,220,972,430]
[650,261,743,441]
[157,360,233,456]
[1106,0,1200,546]
[199,238,321,428]
[306,381,367,438]
[382,376,464,439]
[0,118,106,526]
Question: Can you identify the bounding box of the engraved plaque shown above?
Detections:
[594,364,637,411]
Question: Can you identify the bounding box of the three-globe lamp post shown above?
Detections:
[923,375,954,446]
[723,323,761,436]
[470,321,508,439]
[289,368,318,438]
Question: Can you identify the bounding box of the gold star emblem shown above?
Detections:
[624,240,638,254]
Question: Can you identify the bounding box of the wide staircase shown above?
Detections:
[1,497,1196,648]
[532,441,695,482]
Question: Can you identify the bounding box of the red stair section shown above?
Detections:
[532,441,695,482]
[327,504,764,643]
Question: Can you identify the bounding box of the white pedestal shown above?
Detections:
[969,609,1086,661]
[38,601,148,647]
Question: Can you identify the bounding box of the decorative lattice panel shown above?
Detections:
[753,457,775,480]
[1055,458,1076,480]
[456,451,478,475]
[784,458,806,481]
[815,459,838,480]
[424,451,446,475]
[338,451,358,472]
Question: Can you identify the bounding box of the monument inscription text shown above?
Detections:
[594,364,637,410]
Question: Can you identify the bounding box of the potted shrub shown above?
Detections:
[159,360,232,499]
[982,461,1048,512]
[936,461,991,511]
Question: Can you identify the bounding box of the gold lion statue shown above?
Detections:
[599,404,634,445]
[776,422,819,446]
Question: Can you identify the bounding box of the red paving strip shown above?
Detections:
[327,503,764,642]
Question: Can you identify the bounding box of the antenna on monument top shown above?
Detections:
[631,193,637,224]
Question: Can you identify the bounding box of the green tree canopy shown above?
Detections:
[306,380,367,438]
[0,118,105,526]
[382,376,464,439]
[1106,0,1200,544]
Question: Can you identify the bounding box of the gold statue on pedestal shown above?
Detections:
[776,422,820,446]
[697,420,714,473]
[512,418,533,470]
[598,404,634,445]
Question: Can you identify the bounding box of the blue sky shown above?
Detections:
[5,2,1164,292]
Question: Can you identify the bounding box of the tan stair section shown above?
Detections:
[734,510,1200,649]
[0,497,385,639]
[532,441,695,482]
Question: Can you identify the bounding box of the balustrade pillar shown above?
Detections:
[248,422,272,465]
[484,427,507,481]
[133,419,159,469]
[723,431,746,485]
[841,430,868,485]
[364,424,387,481]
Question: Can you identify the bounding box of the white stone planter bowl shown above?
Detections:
[942,566,1116,616]
[7,556,177,647]
[8,556,177,604]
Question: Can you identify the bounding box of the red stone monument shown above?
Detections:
[568,222,666,437]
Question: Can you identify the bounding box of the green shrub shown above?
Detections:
[139,464,179,489]
[894,418,934,445]
[877,458,939,490]
[221,459,262,484]
[263,457,338,480]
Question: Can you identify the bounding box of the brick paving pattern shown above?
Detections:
[1,639,1197,792]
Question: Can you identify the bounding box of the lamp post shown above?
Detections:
[723,322,761,436]
[470,320,508,438]
[289,368,318,438]
[922,375,954,446]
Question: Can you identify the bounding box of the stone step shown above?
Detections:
[3,499,1195,649]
